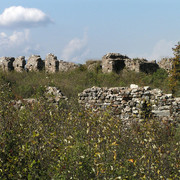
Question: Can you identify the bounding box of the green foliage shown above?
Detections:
[169,42,180,96]
[0,60,179,179]
[0,79,179,179]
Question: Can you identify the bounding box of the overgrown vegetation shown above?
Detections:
[0,88,179,179]
[169,42,180,96]
[0,60,180,179]
[1,63,179,100]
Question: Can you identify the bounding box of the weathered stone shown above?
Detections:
[45,86,68,103]
[13,56,26,72]
[85,60,102,71]
[102,53,159,74]
[26,55,44,71]
[102,53,128,73]
[45,53,59,73]
[0,57,15,71]
[59,60,78,72]
[158,58,173,72]
[78,85,180,121]
[130,84,139,89]
[152,110,170,117]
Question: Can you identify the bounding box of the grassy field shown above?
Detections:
[0,67,179,179]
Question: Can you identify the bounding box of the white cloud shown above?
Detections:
[62,32,90,62]
[148,39,175,61]
[0,6,52,28]
[0,30,40,57]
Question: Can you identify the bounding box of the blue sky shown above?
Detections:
[0,0,180,63]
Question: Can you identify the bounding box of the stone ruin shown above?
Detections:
[13,56,26,72]
[26,55,44,72]
[158,58,173,72]
[102,53,159,74]
[11,86,68,110]
[0,57,15,71]
[78,84,180,122]
[0,54,79,73]
[59,60,78,72]
[0,52,175,74]
[85,60,102,71]
[45,53,59,73]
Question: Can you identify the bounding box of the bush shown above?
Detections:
[0,89,179,179]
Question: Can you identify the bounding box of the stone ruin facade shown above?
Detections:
[13,56,26,72]
[102,53,159,74]
[26,55,44,72]
[0,52,175,74]
[59,60,78,72]
[45,53,59,73]
[0,54,79,73]
[78,84,180,122]
[158,58,173,72]
[0,57,15,71]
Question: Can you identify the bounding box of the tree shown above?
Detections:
[169,42,180,96]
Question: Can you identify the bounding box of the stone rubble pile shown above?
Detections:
[44,86,68,103]
[78,84,180,122]
[11,86,68,110]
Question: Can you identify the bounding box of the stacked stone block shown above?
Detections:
[78,84,180,122]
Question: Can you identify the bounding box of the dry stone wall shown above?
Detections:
[78,84,180,122]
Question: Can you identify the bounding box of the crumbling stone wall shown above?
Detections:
[158,58,173,72]
[13,56,26,72]
[85,60,102,71]
[78,84,180,122]
[59,60,78,72]
[102,53,159,74]
[25,55,44,72]
[102,53,128,73]
[125,59,159,73]
[0,57,15,71]
[45,53,59,73]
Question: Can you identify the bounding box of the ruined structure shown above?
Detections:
[13,56,26,72]
[45,53,59,73]
[78,85,180,122]
[0,57,15,71]
[25,55,44,72]
[102,53,159,74]
[102,53,128,73]
[0,52,176,74]
[85,60,102,71]
[158,58,173,72]
[59,60,78,72]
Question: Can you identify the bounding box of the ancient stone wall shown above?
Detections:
[102,53,159,74]
[102,53,128,73]
[0,52,176,74]
[78,84,180,122]
[25,55,44,72]
[45,53,59,73]
[13,56,26,72]
[158,58,173,72]
[0,57,15,71]
[59,60,78,72]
